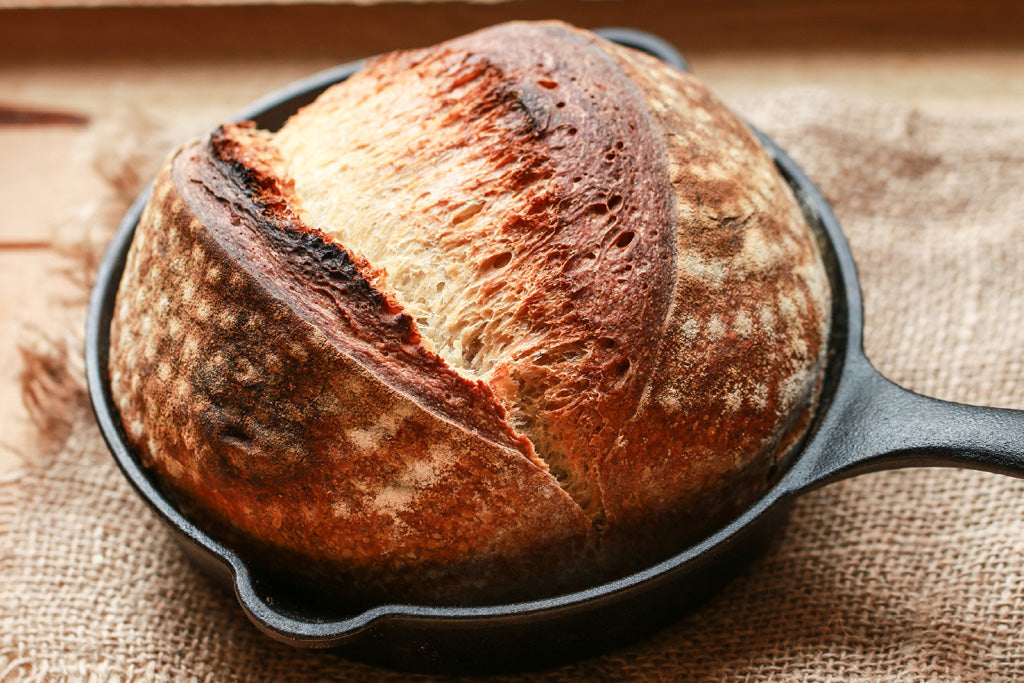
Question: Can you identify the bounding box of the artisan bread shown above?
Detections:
[109,21,831,605]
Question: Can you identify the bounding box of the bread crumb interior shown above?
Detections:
[273,63,540,386]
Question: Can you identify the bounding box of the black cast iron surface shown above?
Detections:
[85,28,1024,673]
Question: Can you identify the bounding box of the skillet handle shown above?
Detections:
[789,353,1024,492]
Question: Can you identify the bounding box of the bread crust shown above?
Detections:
[110,141,592,605]
[109,21,830,604]
[594,41,831,564]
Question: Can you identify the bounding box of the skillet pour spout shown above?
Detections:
[85,28,1024,673]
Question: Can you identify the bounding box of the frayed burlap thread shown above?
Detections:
[3,89,1024,681]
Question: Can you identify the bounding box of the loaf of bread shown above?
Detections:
[109,21,831,605]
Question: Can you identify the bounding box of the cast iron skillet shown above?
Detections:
[85,28,1024,673]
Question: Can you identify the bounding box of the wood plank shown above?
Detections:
[0,128,107,242]
[699,51,1024,118]
[2,1,1023,60]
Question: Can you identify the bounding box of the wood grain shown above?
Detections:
[3,1,1024,59]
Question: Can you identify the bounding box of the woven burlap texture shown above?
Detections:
[3,88,1024,682]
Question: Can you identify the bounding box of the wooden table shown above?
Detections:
[2,0,1023,476]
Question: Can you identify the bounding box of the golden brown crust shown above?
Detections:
[594,41,830,562]
[110,145,591,605]
[108,20,830,604]
[190,124,538,462]
[386,22,679,523]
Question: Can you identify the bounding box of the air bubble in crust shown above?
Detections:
[614,231,635,248]
[451,201,485,225]
[490,252,513,269]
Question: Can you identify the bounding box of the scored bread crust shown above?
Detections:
[111,148,594,605]
[594,42,831,566]
[109,21,830,605]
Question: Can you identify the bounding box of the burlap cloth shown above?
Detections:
[4,87,1024,681]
